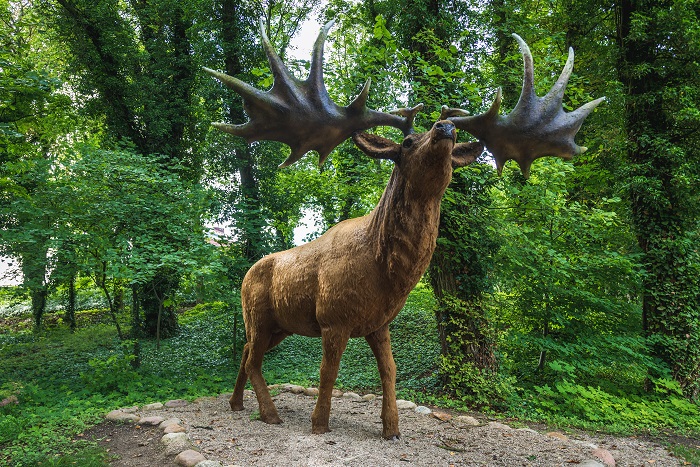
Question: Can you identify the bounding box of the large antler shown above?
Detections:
[205,20,422,167]
[442,34,605,178]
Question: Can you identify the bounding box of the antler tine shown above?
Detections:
[389,103,425,135]
[309,20,335,91]
[206,20,421,168]
[446,34,605,178]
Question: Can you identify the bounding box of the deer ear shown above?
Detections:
[451,141,484,168]
[352,132,401,162]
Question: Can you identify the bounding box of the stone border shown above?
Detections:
[104,384,616,467]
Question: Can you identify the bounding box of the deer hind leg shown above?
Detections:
[311,328,349,434]
[366,325,400,440]
[240,330,288,424]
[230,332,288,412]
[230,342,250,411]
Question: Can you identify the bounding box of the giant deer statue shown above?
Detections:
[205,20,604,440]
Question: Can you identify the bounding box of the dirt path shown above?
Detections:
[85,390,686,466]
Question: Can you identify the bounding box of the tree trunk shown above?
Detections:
[616,0,700,398]
[65,274,76,331]
[140,271,178,339]
[130,284,142,337]
[220,0,265,266]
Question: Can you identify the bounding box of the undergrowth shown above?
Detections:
[1,285,699,466]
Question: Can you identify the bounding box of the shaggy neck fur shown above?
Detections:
[367,159,452,295]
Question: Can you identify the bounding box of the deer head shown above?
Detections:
[206,22,603,177]
[352,121,484,197]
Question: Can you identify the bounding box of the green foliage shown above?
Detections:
[438,352,514,410]
[514,377,700,433]
[493,159,643,389]
[81,341,141,394]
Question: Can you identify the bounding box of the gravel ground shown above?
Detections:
[85,390,687,466]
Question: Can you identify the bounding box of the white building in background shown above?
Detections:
[0,255,21,286]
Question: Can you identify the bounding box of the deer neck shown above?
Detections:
[367,166,450,293]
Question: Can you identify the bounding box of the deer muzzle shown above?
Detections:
[432,121,456,143]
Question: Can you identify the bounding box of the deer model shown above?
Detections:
[205,20,604,440]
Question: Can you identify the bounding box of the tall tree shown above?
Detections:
[206,0,319,280]
[0,0,74,327]
[616,0,700,398]
[41,0,207,336]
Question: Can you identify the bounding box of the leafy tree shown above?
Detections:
[493,161,642,390]
[40,0,210,335]
[0,0,74,328]
[59,146,214,343]
[615,0,700,398]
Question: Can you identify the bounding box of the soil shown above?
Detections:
[83,390,690,466]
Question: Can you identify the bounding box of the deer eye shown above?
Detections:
[402,137,414,149]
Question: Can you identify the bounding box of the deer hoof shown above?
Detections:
[312,425,331,435]
[384,433,400,441]
[261,414,283,425]
[229,402,244,411]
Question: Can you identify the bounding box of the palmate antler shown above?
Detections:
[204,20,422,167]
[442,34,605,178]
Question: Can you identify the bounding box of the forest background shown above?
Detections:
[1,0,700,465]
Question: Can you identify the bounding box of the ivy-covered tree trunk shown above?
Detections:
[427,167,503,406]
[219,0,267,268]
[616,0,700,398]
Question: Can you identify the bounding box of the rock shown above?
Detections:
[591,448,616,466]
[342,392,361,400]
[195,461,223,467]
[139,416,165,426]
[361,393,376,402]
[571,439,598,449]
[546,431,569,441]
[0,395,18,407]
[288,385,305,394]
[579,461,605,467]
[414,406,432,415]
[142,402,164,411]
[267,384,283,390]
[164,424,187,434]
[175,449,206,466]
[304,387,319,397]
[488,421,512,430]
[517,428,540,434]
[431,411,452,422]
[120,406,139,413]
[395,400,417,410]
[159,418,182,429]
[105,410,140,423]
[331,389,343,398]
[161,433,193,455]
[454,415,479,426]
[165,399,189,408]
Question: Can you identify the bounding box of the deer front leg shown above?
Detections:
[311,328,349,434]
[365,325,400,440]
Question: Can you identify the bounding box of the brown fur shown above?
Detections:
[230,121,483,439]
